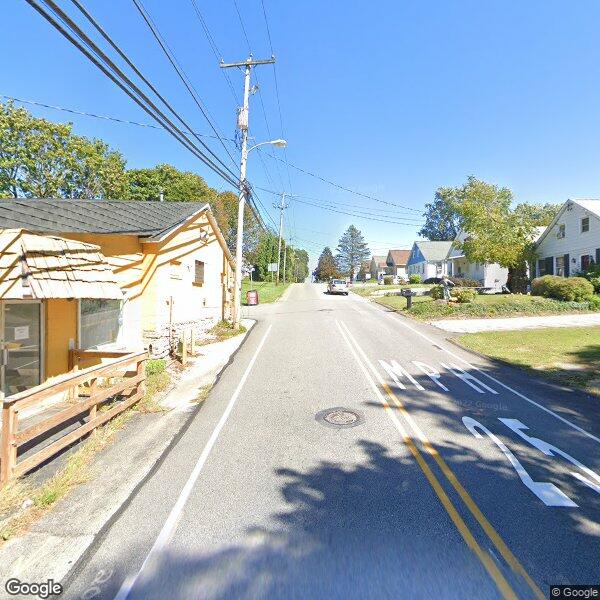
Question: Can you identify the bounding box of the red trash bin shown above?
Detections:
[246,290,259,305]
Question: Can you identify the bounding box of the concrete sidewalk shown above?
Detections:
[0,320,255,587]
[430,312,600,333]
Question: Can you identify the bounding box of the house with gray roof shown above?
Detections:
[0,198,235,395]
[446,230,509,292]
[534,199,600,278]
[406,241,453,279]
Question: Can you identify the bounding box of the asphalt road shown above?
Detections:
[64,283,600,600]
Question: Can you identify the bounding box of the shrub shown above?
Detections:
[579,263,600,293]
[588,295,600,310]
[452,288,477,303]
[409,274,422,284]
[449,277,480,287]
[531,275,594,302]
[383,276,393,285]
[146,358,166,376]
[430,285,444,300]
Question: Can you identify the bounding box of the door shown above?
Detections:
[1,301,42,396]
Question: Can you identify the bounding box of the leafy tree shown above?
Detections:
[127,163,214,202]
[449,176,542,292]
[292,248,309,282]
[336,225,370,281]
[0,102,127,199]
[513,202,561,227]
[418,189,463,241]
[246,231,278,281]
[315,246,341,282]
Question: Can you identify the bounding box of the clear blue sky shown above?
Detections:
[3,0,600,268]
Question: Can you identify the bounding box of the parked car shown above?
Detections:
[328,279,349,295]
[423,277,443,284]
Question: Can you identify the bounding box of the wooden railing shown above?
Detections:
[0,350,147,485]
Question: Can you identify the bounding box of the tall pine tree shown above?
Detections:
[314,247,341,282]
[336,225,370,281]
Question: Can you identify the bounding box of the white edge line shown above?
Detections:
[355,296,600,445]
[114,324,273,600]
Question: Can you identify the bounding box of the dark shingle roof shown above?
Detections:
[0,199,209,237]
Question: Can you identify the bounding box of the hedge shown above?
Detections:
[531,275,594,302]
[449,277,480,287]
[409,274,422,284]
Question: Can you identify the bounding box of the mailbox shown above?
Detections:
[401,288,413,297]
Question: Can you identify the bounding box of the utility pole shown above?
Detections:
[274,192,287,285]
[221,55,275,329]
[282,238,288,284]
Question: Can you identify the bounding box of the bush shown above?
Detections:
[449,277,480,287]
[146,358,166,376]
[452,288,477,303]
[531,275,594,302]
[588,295,600,310]
[383,276,393,285]
[430,285,444,300]
[579,263,600,293]
[409,274,422,284]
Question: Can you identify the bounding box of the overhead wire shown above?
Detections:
[129,0,239,170]
[25,0,239,188]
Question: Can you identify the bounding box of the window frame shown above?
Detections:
[193,260,205,287]
[78,298,123,350]
[555,256,565,277]
[581,217,590,233]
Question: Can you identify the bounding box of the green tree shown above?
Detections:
[0,102,127,199]
[449,176,544,292]
[292,248,309,282]
[315,246,341,282]
[418,189,463,241]
[127,163,214,202]
[336,225,370,281]
[246,231,278,281]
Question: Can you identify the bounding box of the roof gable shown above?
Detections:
[412,241,453,262]
[387,249,410,265]
[535,199,600,247]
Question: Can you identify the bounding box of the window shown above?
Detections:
[170,260,183,280]
[194,260,205,285]
[557,224,565,239]
[80,299,122,349]
[582,217,590,233]
[555,256,565,277]
[581,255,591,271]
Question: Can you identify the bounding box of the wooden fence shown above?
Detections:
[0,350,147,485]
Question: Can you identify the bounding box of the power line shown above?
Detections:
[259,148,423,213]
[129,0,238,170]
[292,197,424,226]
[231,0,252,53]
[25,0,239,188]
[188,0,240,105]
[255,185,424,219]
[0,94,224,140]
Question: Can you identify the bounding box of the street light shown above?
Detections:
[248,139,287,152]
[233,138,287,329]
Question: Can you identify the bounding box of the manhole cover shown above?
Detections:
[324,410,358,425]
[315,407,364,429]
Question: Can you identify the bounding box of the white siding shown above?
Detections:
[536,203,600,276]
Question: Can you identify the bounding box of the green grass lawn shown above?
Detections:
[351,284,432,297]
[241,280,290,305]
[456,327,600,394]
[376,293,598,320]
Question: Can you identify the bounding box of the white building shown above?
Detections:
[386,249,410,280]
[535,199,600,277]
[447,231,509,292]
[406,241,453,279]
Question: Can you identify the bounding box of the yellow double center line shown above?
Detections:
[336,319,543,600]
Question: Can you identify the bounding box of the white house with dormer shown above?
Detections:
[535,199,600,277]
